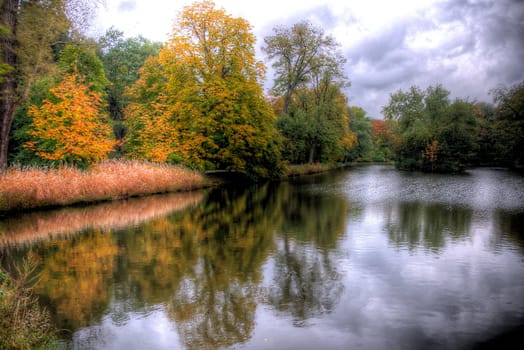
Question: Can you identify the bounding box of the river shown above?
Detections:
[1,165,524,350]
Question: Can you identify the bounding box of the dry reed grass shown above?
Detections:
[0,160,207,212]
[0,191,204,247]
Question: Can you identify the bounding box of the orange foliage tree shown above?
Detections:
[26,74,116,166]
[371,120,398,161]
[125,1,282,179]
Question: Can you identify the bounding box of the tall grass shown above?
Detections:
[0,254,57,350]
[0,160,207,211]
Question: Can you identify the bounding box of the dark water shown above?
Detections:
[1,165,524,350]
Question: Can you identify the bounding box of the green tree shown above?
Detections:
[264,21,354,164]
[473,102,503,166]
[263,21,344,115]
[346,106,372,161]
[125,0,283,179]
[98,28,161,151]
[491,81,524,169]
[434,99,478,172]
[383,84,478,172]
[59,44,109,94]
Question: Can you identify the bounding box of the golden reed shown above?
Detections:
[0,160,207,212]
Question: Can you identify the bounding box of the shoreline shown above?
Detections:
[0,161,382,214]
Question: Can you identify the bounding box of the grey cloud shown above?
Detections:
[436,0,524,83]
[342,0,524,117]
[259,0,524,117]
[349,23,410,65]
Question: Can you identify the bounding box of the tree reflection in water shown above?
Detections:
[0,177,351,349]
[266,180,348,325]
[165,185,279,350]
[3,167,524,350]
[385,202,473,252]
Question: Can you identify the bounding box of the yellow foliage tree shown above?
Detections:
[26,74,116,166]
[125,0,282,179]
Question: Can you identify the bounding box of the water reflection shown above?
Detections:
[385,202,473,252]
[0,191,204,247]
[266,179,348,325]
[165,185,280,350]
[1,166,523,350]
[493,210,524,254]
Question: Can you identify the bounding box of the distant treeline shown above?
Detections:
[1,0,522,179]
[350,83,524,172]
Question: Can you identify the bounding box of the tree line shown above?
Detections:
[1,0,523,178]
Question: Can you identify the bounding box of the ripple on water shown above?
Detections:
[336,166,524,211]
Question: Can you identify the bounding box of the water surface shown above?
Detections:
[1,165,524,350]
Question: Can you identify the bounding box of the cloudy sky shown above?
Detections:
[94,0,524,118]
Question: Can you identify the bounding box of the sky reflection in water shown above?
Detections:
[1,165,524,350]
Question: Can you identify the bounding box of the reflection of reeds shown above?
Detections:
[0,191,204,247]
[0,160,207,211]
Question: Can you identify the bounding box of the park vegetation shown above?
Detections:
[1,254,57,349]
[1,0,523,347]
[1,0,523,186]
[0,160,205,211]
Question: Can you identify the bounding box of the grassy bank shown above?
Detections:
[0,160,207,212]
[1,255,56,349]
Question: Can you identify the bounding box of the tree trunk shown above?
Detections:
[308,144,315,164]
[0,0,20,172]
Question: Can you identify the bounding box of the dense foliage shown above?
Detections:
[125,1,283,179]
[382,85,477,172]
[264,21,355,164]
[380,83,524,172]
[2,0,523,176]
[98,28,162,153]
[26,74,115,166]
[1,0,99,171]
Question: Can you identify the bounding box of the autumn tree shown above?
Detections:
[26,74,115,166]
[125,0,282,179]
[10,44,110,165]
[370,119,398,162]
[0,0,98,171]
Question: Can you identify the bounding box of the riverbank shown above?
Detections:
[0,160,208,212]
[285,163,346,177]
[0,161,352,213]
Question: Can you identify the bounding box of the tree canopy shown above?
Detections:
[2,0,522,176]
[0,0,100,171]
[125,0,283,179]
[383,84,478,172]
[26,74,115,166]
[264,21,354,164]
